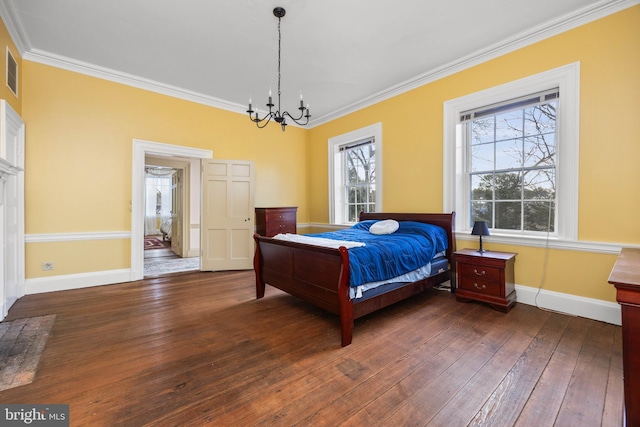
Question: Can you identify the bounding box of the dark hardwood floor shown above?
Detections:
[1,271,623,426]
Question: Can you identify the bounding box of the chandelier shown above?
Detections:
[247,7,310,132]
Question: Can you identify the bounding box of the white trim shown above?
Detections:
[0,100,25,319]
[309,0,636,126]
[1,0,634,127]
[25,269,131,294]
[515,284,621,326]
[25,231,131,243]
[328,123,382,225]
[0,0,30,54]
[131,140,212,281]
[0,157,22,174]
[443,62,580,240]
[21,267,622,326]
[456,233,636,254]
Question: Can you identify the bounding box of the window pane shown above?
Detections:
[495,110,523,141]
[524,201,555,232]
[471,201,493,228]
[471,117,494,144]
[495,201,521,230]
[524,134,555,168]
[348,204,357,222]
[524,169,555,200]
[471,174,493,200]
[525,103,557,135]
[471,143,494,172]
[495,139,523,170]
[494,172,522,200]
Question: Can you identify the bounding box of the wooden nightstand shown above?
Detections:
[454,249,517,312]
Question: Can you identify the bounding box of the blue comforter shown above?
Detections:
[307,220,448,287]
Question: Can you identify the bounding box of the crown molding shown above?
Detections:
[23,48,250,115]
[2,0,638,127]
[0,0,30,54]
[310,0,640,126]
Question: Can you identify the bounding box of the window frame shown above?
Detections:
[328,123,383,225]
[443,63,580,242]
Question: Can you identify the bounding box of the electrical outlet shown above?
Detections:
[42,262,55,271]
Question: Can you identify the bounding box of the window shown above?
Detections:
[463,89,558,233]
[444,63,579,241]
[329,123,382,224]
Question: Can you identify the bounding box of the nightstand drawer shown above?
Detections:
[458,277,502,296]
[458,263,501,283]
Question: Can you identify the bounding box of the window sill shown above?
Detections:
[456,232,631,254]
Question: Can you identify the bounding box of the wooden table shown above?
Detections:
[608,247,640,427]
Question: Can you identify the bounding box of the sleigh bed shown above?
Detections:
[253,212,456,346]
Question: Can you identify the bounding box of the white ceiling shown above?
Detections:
[0,0,635,126]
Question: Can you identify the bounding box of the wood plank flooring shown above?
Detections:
[0,271,623,426]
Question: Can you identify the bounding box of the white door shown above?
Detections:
[201,160,254,271]
[170,169,183,257]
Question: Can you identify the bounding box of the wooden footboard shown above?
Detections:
[253,212,456,347]
[254,235,355,345]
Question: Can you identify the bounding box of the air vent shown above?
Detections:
[6,48,17,97]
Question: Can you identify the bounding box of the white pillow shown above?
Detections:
[369,219,399,235]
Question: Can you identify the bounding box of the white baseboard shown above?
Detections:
[25,269,132,294]
[515,284,621,326]
[22,269,622,326]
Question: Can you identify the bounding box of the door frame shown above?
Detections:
[131,139,212,281]
[0,100,25,319]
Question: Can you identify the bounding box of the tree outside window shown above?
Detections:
[468,98,557,232]
[344,143,376,222]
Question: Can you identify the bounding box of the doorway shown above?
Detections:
[131,140,212,281]
[142,164,196,276]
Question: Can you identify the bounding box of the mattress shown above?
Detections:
[351,255,449,301]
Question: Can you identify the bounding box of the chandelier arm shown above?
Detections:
[255,114,273,129]
[249,111,275,128]
[282,110,310,125]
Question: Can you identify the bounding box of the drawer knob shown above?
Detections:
[473,269,486,276]
[474,283,486,290]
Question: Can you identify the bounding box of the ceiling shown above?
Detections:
[0,0,634,126]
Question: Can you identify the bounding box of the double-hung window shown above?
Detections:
[444,63,579,241]
[342,139,376,222]
[462,89,559,233]
[329,123,383,224]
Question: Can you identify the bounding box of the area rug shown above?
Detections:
[144,236,170,250]
[0,314,55,391]
[144,257,200,277]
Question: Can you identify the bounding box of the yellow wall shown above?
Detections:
[307,6,640,303]
[21,62,308,278]
[5,6,640,303]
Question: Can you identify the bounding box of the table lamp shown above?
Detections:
[471,221,490,253]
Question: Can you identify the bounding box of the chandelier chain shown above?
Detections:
[247,7,310,132]
[277,17,282,104]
